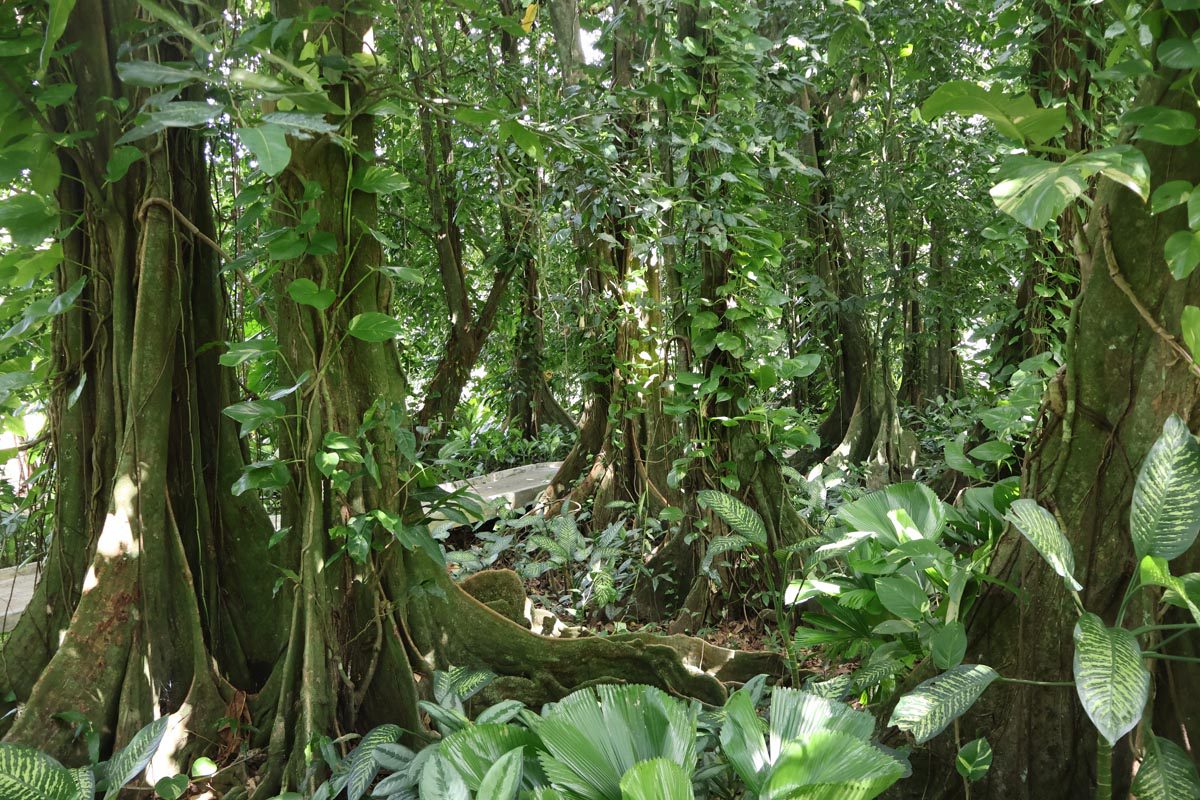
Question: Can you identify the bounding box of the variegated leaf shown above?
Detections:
[0,744,77,800]
[1132,735,1200,799]
[888,665,998,744]
[1005,499,1082,591]
[1130,414,1200,560]
[698,491,768,550]
[103,716,170,799]
[1073,613,1149,746]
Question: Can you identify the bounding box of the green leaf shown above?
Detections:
[1005,499,1082,591]
[232,460,291,496]
[955,738,993,782]
[932,621,967,669]
[1131,735,1200,799]
[418,753,470,800]
[991,146,1150,231]
[874,575,928,621]
[105,146,144,183]
[1151,180,1193,214]
[136,0,213,52]
[1130,414,1200,560]
[262,112,339,135]
[888,664,998,744]
[41,0,77,76]
[1123,106,1199,145]
[837,482,948,546]
[921,81,1067,145]
[968,439,1012,462]
[1073,613,1149,746]
[0,194,58,246]
[1139,556,1200,627]
[698,490,768,550]
[763,731,908,800]
[219,339,276,367]
[476,748,524,800]
[104,717,171,799]
[499,119,544,159]
[154,774,189,800]
[116,60,206,87]
[350,165,409,194]
[236,124,292,177]
[1165,230,1200,280]
[286,278,335,311]
[222,399,285,437]
[1158,34,1200,69]
[347,312,402,342]
[0,743,76,800]
[619,758,694,800]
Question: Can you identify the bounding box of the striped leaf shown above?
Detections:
[419,752,470,800]
[1130,414,1200,560]
[955,738,992,782]
[69,768,94,798]
[618,758,695,800]
[1073,613,1149,746]
[698,491,767,550]
[440,724,542,789]
[888,664,998,744]
[0,744,77,800]
[1005,499,1082,591]
[476,748,524,800]
[103,716,170,799]
[345,724,402,800]
[1131,735,1200,799]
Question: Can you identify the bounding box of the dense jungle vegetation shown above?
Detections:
[1,0,1199,797]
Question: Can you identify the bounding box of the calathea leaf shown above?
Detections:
[1073,613,1149,747]
[1130,414,1200,560]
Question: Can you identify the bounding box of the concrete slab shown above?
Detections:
[0,563,38,633]
[431,461,561,531]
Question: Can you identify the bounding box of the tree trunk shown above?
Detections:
[913,68,1200,800]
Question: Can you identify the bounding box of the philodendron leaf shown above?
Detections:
[104,716,171,799]
[888,664,999,744]
[1073,613,1149,747]
[920,81,1067,145]
[347,312,403,342]
[618,758,694,800]
[1005,499,1082,591]
[955,738,992,782]
[1130,414,1200,560]
[990,146,1150,231]
[0,743,76,800]
[1131,735,1200,799]
[1138,556,1200,628]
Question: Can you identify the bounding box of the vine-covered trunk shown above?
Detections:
[920,69,1200,800]
[1,0,282,764]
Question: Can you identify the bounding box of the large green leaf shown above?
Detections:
[103,717,170,799]
[873,575,928,621]
[236,124,292,177]
[476,748,525,800]
[888,665,998,744]
[116,60,206,87]
[921,81,1067,145]
[1131,735,1200,799]
[1073,613,1149,747]
[697,491,767,550]
[762,731,908,800]
[538,685,697,800]
[618,759,694,800]
[347,312,403,342]
[419,752,470,800]
[40,0,77,76]
[1130,414,1200,560]
[990,146,1150,231]
[836,482,948,546]
[439,724,542,789]
[1005,499,1082,591]
[0,744,77,800]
